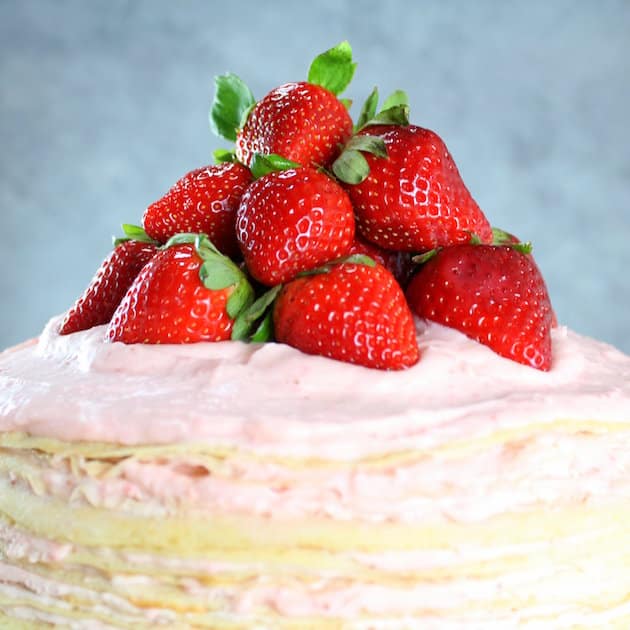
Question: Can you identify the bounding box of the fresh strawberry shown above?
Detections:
[491,227,558,328]
[108,236,253,344]
[59,240,158,335]
[343,124,493,251]
[235,82,353,168]
[142,163,251,257]
[236,167,355,285]
[273,262,419,370]
[406,244,553,370]
[348,234,415,288]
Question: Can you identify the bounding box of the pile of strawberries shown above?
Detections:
[59,42,554,371]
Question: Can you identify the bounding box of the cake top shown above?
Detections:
[1,316,629,459]
[53,41,553,373]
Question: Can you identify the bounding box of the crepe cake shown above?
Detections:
[1,318,630,628]
[3,41,630,628]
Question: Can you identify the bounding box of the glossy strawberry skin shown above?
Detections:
[143,163,251,257]
[236,167,355,285]
[406,244,553,370]
[274,263,419,370]
[107,245,234,344]
[59,240,157,335]
[236,82,353,168]
[345,125,492,252]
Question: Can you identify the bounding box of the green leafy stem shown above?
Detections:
[165,233,254,320]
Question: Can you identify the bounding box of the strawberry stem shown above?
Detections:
[251,311,274,342]
[381,89,409,111]
[511,241,533,255]
[231,284,282,341]
[355,87,379,130]
[340,98,353,110]
[411,249,439,265]
[213,148,237,164]
[165,232,254,320]
[113,224,158,247]
[209,73,256,142]
[250,153,301,179]
[491,227,534,254]
[307,41,357,96]
[332,149,370,184]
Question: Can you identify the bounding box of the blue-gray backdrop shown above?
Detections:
[1,0,629,352]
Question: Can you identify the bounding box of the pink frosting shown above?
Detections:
[1,316,630,459]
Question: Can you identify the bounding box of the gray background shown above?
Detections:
[1,0,629,353]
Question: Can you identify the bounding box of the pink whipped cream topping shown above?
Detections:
[1,316,630,459]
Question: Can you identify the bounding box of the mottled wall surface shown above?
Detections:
[1,0,629,352]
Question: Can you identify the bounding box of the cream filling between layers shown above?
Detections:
[2,424,630,524]
[3,513,630,628]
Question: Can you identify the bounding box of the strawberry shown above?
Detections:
[107,236,253,344]
[406,244,553,370]
[142,163,251,257]
[491,227,558,328]
[236,167,355,285]
[348,234,415,288]
[235,82,353,169]
[273,262,419,370]
[342,124,493,251]
[59,239,158,335]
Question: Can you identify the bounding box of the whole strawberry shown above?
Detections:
[406,244,553,370]
[143,162,251,257]
[343,124,493,251]
[108,236,253,344]
[236,167,355,285]
[59,239,157,335]
[235,81,353,168]
[490,226,558,328]
[274,262,419,370]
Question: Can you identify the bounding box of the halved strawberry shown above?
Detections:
[236,166,355,285]
[274,261,419,370]
[108,235,253,344]
[142,163,251,257]
[342,124,493,251]
[59,238,157,335]
[406,244,553,370]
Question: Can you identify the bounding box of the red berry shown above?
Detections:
[406,244,553,370]
[59,240,157,335]
[274,262,419,370]
[143,163,251,257]
[491,227,559,328]
[108,244,236,344]
[236,82,353,168]
[345,125,492,251]
[236,167,355,285]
